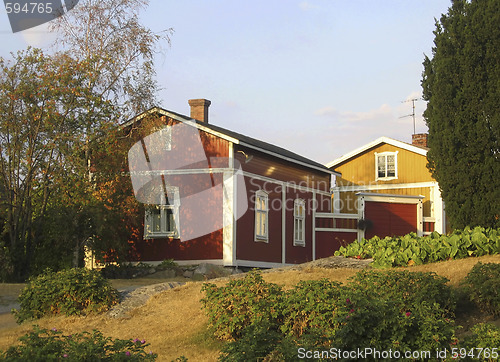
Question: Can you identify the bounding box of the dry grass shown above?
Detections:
[1,254,499,361]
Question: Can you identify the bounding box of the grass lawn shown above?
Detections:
[0,254,499,361]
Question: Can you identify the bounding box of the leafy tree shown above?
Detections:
[0,48,117,279]
[422,0,500,229]
[49,0,172,118]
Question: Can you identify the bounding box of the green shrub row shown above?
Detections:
[334,226,500,268]
[13,268,119,324]
[201,270,459,361]
[0,326,157,361]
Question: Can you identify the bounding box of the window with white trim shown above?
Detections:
[294,199,306,246]
[144,187,180,239]
[254,190,269,242]
[375,152,398,180]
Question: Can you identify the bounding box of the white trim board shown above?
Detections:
[357,192,425,204]
[333,181,438,193]
[326,136,428,169]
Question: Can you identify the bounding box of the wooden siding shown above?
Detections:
[236,177,283,264]
[124,114,229,262]
[335,187,432,217]
[235,144,331,192]
[285,188,313,264]
[364,202,417,239]
[335,143,433,186]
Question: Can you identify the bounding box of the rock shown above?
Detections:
[231,268,243,275]
[194,263,231,280]
[108,282,185,319]
[151,269,176,279]
[183,270,194,278]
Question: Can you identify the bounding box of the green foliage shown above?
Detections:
[462,323,500,354]
[462,262,500,316]
[202,270,459,360]
[158,259,178,270]
[13,268,118,324]
[338,271,456,351]
[0,326,156,361]
[280,279,343,339]
[335,227,500,267]
[0,47,119,280]
[200,271,283,341]
[100,262,153,279]
[347,269,455,312]
[421,0,500,229]
[217,321,283,362]
[0,241,13,282]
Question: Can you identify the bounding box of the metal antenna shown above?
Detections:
[400,98,420,134]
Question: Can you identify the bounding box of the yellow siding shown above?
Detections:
[335,144,434,186]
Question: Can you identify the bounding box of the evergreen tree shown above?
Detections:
[422,0,500,229]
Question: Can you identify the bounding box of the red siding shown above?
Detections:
[285,188,313,264]
[235,145,331,192]
[236,177,282,263]
[364,202,417,239]
[126,115,229,262]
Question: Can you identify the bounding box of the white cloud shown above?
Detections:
[298,2,319,11]
[315,104,394,124]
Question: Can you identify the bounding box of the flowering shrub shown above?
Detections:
[462,262,500,316]
[0,326,157,361]
[201,270,459,360]
[13,268,119,324]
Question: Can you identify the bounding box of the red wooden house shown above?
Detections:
[119,99,339,268]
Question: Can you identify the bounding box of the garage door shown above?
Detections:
[364,201,417,240]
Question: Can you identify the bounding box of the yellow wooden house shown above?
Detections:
[326,134,447,240]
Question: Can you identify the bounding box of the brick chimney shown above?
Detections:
[412,133,428,148]
[188,99,211,123]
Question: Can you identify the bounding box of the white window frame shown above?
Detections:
[254,190,269,242]
[293,199,306,246]
[144,186,180,239]
[375,151,398,181]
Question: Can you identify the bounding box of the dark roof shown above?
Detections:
[121,107,337,175]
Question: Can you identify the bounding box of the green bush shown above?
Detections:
[200,271,283,341]
[201,270,459,359]
[460,323,500,361]
[0,326,156,361]
[462,262,500,316]
[346,269,456,313]
[335,227,500,268]
[13,268,119,324]
[280,279,344,340]
[337,270,456,352]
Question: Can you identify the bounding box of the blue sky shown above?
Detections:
[0,0,452,164]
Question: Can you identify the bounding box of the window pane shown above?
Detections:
[377,155,386,177]
[152,208,161,232]
[165,208,175,232]
[387,155,395,177]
